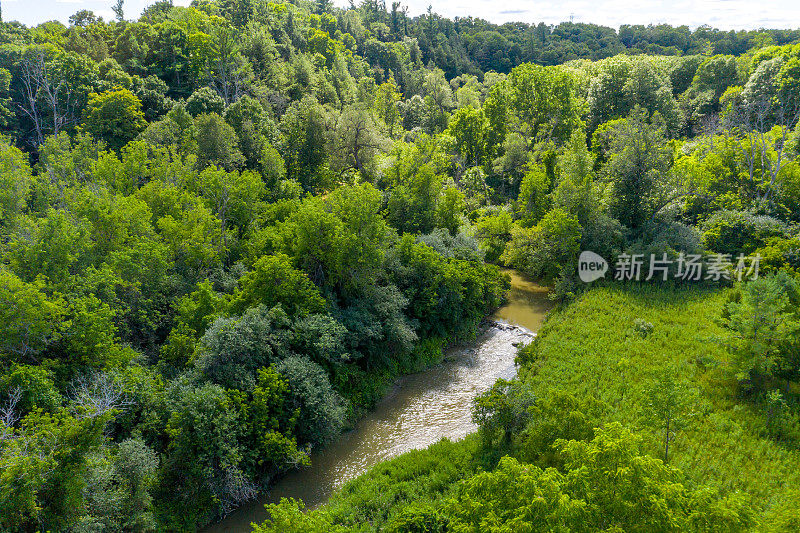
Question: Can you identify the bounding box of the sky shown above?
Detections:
[6,0,800,30]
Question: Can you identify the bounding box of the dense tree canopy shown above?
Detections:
[2,0,800,530]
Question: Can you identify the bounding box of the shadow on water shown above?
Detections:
[207,269,551,532]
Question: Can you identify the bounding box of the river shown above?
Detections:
[208,269,551,532]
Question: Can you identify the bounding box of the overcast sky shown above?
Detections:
[7,0,800,30]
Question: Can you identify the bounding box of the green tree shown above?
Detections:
[193,166,265,235]
[435,186,465,236]
[602,108,676,232]
[472,379,535,446]
[328,104,384,178]
[261,142,287,193]
[422,69,453,132]
[81,437,159,531]
[721,273,800,387]
[274,183,389,296]
[475,209,513,263]
[3,409,111,531]
[387,165,442,234]
[492,132,529,196]
[82,89,147,151]
[640,365,698,463]
[161,382,253,525]
[175,279,227,337]
[224,94,271,168]
[516,164,551,227]
[587,55,635,130]
[0,271,63,362]
[0,364,62,415]
[374,78,402,136]
[624,60,679,135]
[280,96,329,191]
[447,105,487,167]
[552,130,599,226]
[503,208,582,282]
[193,113,245,170]
[507,62,581,144]
[253,499,343,533]
[59,293,120,367]
[230,254,327,316]
[693,55,739,105]
[275,355,345,444]
[194,304,293,391]
[0,141,33,225]
[229,366,309,477]
[447,423,754,532]
[186,86,225,117]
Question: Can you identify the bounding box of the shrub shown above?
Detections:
[702,210,788,256]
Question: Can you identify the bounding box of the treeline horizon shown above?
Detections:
[4,0,800,90]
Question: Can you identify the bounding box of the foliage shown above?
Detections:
[229,254,326,316]
[601,107,675,232]
[702,210,789,256]
[447,424,753,532]
[82,89,147,151]
[193,112,245,170]
[0,271,63,361]
[4,1,800,529]
[503,208,582,282]
[194,304,293,391]
[720,273,800,387]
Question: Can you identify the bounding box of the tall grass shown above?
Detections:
[520,285,800,523]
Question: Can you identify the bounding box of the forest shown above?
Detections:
[1,0,800,531]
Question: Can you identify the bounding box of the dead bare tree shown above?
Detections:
[18,52,75,146]
[211,465,258,516]
[208,26,247,105]
[18,53,46,146]
[0,387,22,440]
[699,113,720,150]
[725,91,800,208]
[69,372,134,419]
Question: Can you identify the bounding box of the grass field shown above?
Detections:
[521,286,800,525]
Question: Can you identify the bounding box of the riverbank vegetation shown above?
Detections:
[2,0,800,530]
[259,284,800,531]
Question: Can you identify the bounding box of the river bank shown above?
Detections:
[208,269,552,532]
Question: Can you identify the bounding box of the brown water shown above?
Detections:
[208,269,551,532]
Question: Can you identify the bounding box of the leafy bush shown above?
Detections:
[275,355,346,445]
[503,208,582,282]
[702,210,789,256]
[194,305,293,391]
